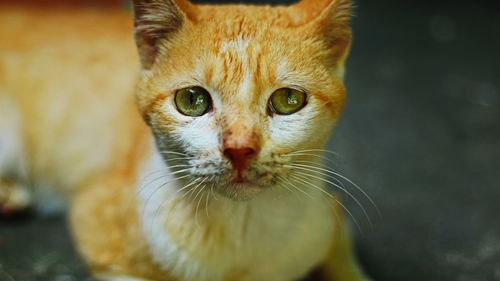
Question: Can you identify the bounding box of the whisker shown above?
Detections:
[137,168,190,196]
[286,165,372,229]
[289,162,380,218]
[293,160,346,188]
[210,178,219,201]
[151,178,207,231]
[193,177,211,228]
[150,176,200,235]
[286,153,340,168]
[138,168,177,183]
[164,157,194,162]
[182,185,198,201]
[276,177,299,201]
[282,174,344,229]
[192,176,210,205]
[276,176,299,198]
[289,174,361,232]
[285,175,344,233]
[206,180,216,223]
[279,175,343,231]
[159,151,192,157]
[165,164,193,170]
[285,148,344,159]
[177,177,204,196]
[181,175,212,204]
[132,166,191,210]
[142,174,191,225]
[278,175,312,200]
[137,164,192,186]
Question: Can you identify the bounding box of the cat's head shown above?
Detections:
[133,0,352,200]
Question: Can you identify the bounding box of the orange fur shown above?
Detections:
[0,1,368,280]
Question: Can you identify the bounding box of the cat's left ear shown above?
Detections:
[132,0,197,69]
[291,0,352,77]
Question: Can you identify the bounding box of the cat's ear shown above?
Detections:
[291,0,352,76]
[132,0,197,69]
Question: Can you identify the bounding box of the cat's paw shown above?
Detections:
[0,179,32,215]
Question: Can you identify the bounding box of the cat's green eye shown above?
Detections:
[268,88,307,115]
[175,87,212,117]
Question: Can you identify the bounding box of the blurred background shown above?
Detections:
[0,0,499,280]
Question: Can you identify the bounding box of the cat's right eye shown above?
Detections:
[174,87,212,117]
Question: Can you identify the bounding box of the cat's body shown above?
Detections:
[0,1,369,280]
[0,7,141,212]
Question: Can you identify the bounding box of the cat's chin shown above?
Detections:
[216,182,266,201]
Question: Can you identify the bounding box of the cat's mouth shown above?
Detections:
[229,169,260,184]
[168,156,284,200]
[214,169,279,200]
[231,175,251,184]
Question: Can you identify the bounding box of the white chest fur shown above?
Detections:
[137,149,336,281]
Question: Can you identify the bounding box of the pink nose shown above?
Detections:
[223,147,257,172]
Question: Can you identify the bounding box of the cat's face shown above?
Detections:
[134,0,351,200]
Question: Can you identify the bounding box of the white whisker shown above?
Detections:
[286,165,372,229]
[164,157,194,162]
[138,172,191,222]
[193,177,210,228]
[159,151,192,157]
[137,169,190,197]
[289,174,361,232]
[177,177,204,196]
[278,175,311,200]
[276,176,298,198]
[286,153,340,167]
[205,177,217,222]
[150,176,200,235]
[285,148,343,159]
[288,162,380,218]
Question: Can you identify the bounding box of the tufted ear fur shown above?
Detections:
[132,0,196,69]
[291,0,352,77]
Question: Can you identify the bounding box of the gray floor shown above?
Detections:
[1,0,499,281]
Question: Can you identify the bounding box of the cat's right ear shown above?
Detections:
[133,0,196,69]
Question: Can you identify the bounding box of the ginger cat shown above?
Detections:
[0,0,370,280]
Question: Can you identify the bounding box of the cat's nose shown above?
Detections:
[223,147,257,172]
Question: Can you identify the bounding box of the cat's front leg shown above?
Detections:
[70,168,175,281]
[316,200,372,281]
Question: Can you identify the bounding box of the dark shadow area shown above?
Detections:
[333,1,500,280]
[1,0,499,280]
[0,214,90,281]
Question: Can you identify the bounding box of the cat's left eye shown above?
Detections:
[175,87,212,117]
[268,88,307,115]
